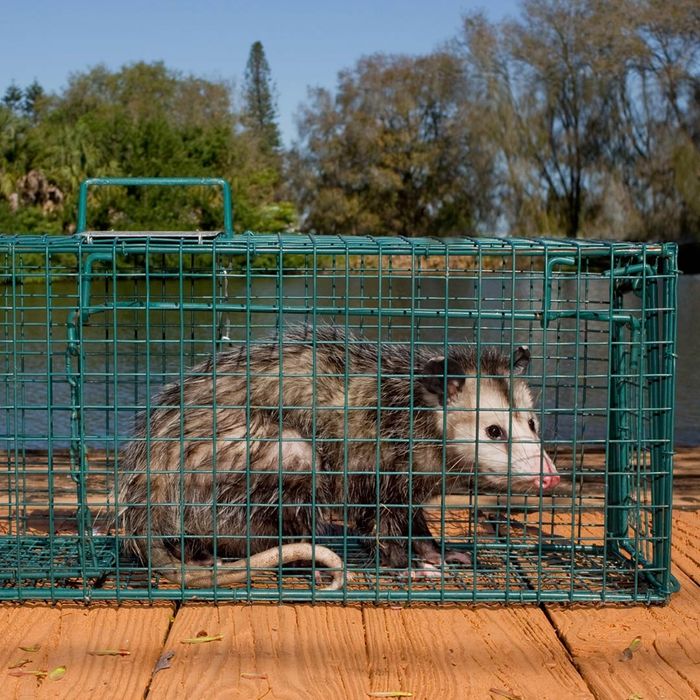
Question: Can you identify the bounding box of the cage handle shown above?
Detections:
[76,177,234,239]
[541,256,576,327]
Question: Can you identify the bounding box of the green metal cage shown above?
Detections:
[0,178,678,603]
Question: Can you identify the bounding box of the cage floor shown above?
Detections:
[0,447,683,602]
[0,534,663,602]
[0,535,117,581]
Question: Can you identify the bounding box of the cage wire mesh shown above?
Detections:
[0,183,678,603]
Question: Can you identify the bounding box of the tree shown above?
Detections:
[457,0,700,240]
[291,52,494,236]
[242,41,282,153]
[2,84,23,112]
[0,62,297,236]
[608,0,700,239]
[23,80,45,122]
[459,2,626,238]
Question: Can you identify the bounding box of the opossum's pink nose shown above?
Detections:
[535,457,560,491]
[540,473,560,490]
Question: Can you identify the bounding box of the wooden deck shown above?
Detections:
[1,449,699,698]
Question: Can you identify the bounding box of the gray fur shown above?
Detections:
[119,325,544,585]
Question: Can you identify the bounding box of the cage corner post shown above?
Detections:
[646,245,680,596]
[604,273,632,561]
[66,248,112,595]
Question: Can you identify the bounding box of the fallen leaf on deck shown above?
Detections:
[620,636,642,662]
[153,651,175,675]
[48,666,66,681]
[8,669,47,678]
[18,645,40,653]
[8,659,31,670]
[490,689,522,700]
[241,672,268,680]
[88,649,131,656]
[181,634,223,644]
[367,692,413,698]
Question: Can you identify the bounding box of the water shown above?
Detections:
[676,275,700,444]
[3,273,698,448]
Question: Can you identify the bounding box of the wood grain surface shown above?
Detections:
[0,602,173,699]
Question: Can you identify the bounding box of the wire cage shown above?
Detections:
[0,179,678,603]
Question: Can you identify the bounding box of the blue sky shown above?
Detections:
[2,0,521,145]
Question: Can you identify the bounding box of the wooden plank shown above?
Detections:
[148,604,369,699]
[671,479,700,508]
[546,445,699,478]
[673,510,700,585]
[672,446,700,477]
[0,602,173,699]
[362,607,592,700]
[546,569,700,700]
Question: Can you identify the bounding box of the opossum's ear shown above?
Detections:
[512,346,530,375]
[420,356,465,403]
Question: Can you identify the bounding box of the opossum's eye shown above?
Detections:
[528,418,537,433]
[486,424,505,440]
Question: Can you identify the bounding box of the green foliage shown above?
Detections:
[291,52,494,236]
[0,201,62,234]
[0,61,296,240]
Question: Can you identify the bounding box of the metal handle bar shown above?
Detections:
[76,177,234,237]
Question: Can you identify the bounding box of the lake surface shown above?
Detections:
[3,272,698,448]
[675,275,700,444]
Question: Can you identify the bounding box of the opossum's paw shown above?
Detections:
[184,556,220,571]
[443,549,472,567]
[313,569,334,587]
[210,559,227,575]
[414,545,471,568]
[400,562,443,581]
[197,556,218,568]
[417,549,443,566]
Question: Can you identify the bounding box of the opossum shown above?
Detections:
[119,325,559,589]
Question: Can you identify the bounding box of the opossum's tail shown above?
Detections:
[146,542,347,591]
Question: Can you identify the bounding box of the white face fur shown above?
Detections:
[437,376,560,494]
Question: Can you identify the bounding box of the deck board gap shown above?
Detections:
[540,603,598,699]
